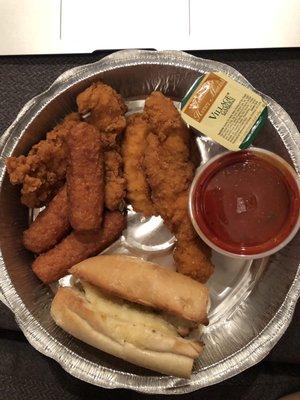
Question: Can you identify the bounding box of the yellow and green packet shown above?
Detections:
[181,72,268,151]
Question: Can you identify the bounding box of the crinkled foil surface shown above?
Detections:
[0,50,299,394]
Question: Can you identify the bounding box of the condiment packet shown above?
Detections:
[181,72,268,151]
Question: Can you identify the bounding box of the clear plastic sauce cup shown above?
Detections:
[189,148,300,259]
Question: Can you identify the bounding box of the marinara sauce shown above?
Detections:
[191,150,300,256]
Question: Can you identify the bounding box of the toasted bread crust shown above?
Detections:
[51,286,197,378]
[70,255,209,324]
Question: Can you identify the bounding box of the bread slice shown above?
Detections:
[51,286,199,378]
[70,255,209,324]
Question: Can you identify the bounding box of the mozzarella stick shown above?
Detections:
[23,186,70,254]
[66,122,104,231]
[32,211,126,284]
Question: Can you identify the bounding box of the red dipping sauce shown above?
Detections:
[190,149,300,257]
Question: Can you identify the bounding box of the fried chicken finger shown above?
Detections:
[23,186,70,254]
[123,114,157,217]
[104,147,126,211]
[174,234,214,283]
[5,113,80,208]
[76,82,127,143]
[32,211,126,284]
[66,122,104,231]
[143,92,214,283]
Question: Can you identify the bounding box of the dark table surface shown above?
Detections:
[0,49,299,400]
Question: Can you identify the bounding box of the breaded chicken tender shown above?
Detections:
[23,186,70,254]
[66,122,104,231]
[143,129,193,232]
[173,237,213,283]
[76,82,127,147]
[123,114,157,217]
[32,211,126,284]
[104,147,126,211]
[143,92,214,283]
[6,113,80,208]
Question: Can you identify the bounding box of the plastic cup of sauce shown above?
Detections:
[189,148,300,259]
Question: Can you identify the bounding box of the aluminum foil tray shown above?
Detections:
[0,50,299,394]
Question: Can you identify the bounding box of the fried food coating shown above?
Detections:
[104,147,126,211]
[76,82,127,210]
[143,127,193,232]
[23,186,70,254]
[7,83,127,210]
[6,113,80,208]
[32,211,126,284]
[173,237,213,283]
[76,82,127,147]
[143,92,214,283]
[123,114,157,217]
[143,92,194,232]
[66,122,104,231]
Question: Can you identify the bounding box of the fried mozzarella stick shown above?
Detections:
[76,82,127,211]
[66,122,104,231]
[143,92,214,283]
[123,114,157,217]
[23,186,70,254]
[32,211,126,284]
